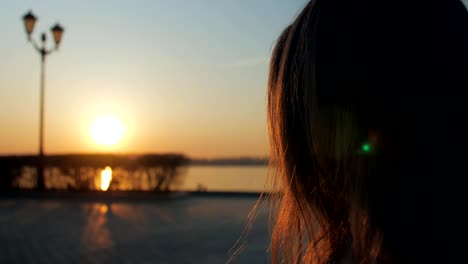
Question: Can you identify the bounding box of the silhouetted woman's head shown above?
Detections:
[267,0,468,263]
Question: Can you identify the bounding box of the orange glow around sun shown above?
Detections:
[90,115,125,146]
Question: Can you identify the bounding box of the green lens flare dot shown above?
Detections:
[361,143,372,153]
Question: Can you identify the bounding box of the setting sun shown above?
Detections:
[90,115,125,146]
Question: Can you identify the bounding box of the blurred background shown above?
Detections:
[0,0,310,263]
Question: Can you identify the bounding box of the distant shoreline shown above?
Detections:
[0,154,269,167]
[188,158,268,166]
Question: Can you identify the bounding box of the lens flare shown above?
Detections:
[361,142,372,154]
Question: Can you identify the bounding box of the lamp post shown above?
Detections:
[22,11,64,190]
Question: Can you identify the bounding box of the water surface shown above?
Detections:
[0,196,269,263]
[181,165,269,192]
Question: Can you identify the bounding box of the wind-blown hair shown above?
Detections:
[267,0,468,263]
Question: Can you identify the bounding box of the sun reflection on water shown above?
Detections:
[100,166,113,191]
[99,204,108,214]
[81,203,113,250]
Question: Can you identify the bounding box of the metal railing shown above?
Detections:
[0,154,188,192]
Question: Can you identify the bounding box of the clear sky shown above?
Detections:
[2,0,467,158]
[0,0,309,158]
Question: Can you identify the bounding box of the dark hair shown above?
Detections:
[267,0,468,263]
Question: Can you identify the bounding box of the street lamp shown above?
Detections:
[22,10,65,190]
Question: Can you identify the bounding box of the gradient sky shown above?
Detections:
[2,1,466,158]
[0,0,309,157]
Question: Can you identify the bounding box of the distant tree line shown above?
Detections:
[0,154,188,192]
